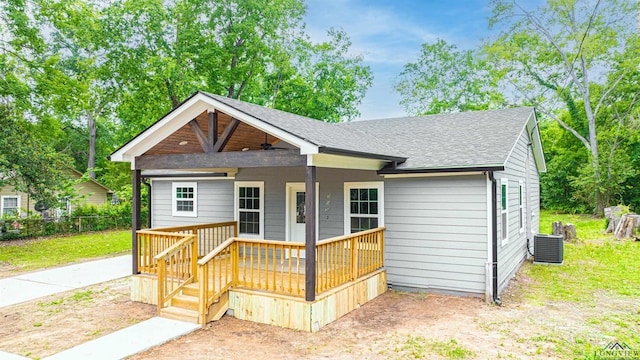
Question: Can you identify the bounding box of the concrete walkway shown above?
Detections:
[0,255,132,308]
[43,317,200,360]
[1,255,201,359]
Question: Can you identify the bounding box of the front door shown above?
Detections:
[286,183,318,259]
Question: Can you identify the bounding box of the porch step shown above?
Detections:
[182,283,200,297]
[160,306,199,324]
[171,294,199,311]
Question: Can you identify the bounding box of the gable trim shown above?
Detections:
[109,92,320,164]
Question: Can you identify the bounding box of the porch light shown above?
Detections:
[179,141,188,146]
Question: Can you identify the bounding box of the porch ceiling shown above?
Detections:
[144,110,283,156]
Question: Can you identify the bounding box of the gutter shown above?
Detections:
[379,165,504,175]
[488,171,501,305]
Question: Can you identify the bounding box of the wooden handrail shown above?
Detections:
[316,227,386,246]
[156,234,198,314]
[197,238,235,265]
[154,235,196,261]
[151,221,238,232]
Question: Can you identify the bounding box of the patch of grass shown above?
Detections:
[386,335,475,359]
[525,211,640,304]
[70,290,94,302]
[0,231,130,272]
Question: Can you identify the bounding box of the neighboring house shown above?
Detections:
[110,91,545,307]
[0,169,113,218]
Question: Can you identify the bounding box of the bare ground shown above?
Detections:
[0,278,156,359]
[0,266,636,359]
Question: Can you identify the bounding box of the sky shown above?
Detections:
[303,0,494,121]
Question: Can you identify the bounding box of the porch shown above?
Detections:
[130,221,386,332]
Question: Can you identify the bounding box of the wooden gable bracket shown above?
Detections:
[212,117,240,152]
[188,119,212,153]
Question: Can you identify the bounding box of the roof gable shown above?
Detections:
[110,91,545,173]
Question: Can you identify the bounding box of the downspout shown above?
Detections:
[142,178,151,228]
[488,171,501,305]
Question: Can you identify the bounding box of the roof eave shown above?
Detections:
[317,146,406,163]
[377,165,505,175]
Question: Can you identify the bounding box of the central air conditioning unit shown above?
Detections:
[534,234,564,264]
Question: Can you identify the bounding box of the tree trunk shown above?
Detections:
[87,112,96,180]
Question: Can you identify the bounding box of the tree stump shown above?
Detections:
[552,221,564,236]
[615,214,640,239]
[563,223,576,242]
[604,206,623,233]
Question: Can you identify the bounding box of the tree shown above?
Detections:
[0,105,73,207]
[395,39,503,115]
[485,0,640,215]
[267,29,373,122]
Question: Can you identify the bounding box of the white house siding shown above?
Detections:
[495,127,541,293]
[235,167,381,241]
[384,175,488,295]
[150,179,234,228]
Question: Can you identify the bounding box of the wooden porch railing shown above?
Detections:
[315,227,385,293]
[154,234,198,314]
[137,230,192,274]
[138,223,384,326]
[137,221,237,274]
[150,221,237,257]
[234,239,306,296]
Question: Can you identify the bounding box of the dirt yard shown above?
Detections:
[0,277,156,359]
[0,267,634,359]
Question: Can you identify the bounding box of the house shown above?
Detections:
[109,91,545,331]
[0,169,114,218]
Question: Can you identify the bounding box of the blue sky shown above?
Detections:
[304,0,494,120]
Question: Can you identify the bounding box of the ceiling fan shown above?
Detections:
[260,133,288,150]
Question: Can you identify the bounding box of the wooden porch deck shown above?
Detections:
[131,222,386,331]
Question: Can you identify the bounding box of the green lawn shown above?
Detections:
[0,231,131,273]
[518,210,640,357]
[530,210,640,303]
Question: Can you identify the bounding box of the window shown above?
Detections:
[235,182,264,239]
[172,182,197,217]
[344,182,384,234]
[519,180,524,233]
[1,196,19,217]
[501,179,508,245]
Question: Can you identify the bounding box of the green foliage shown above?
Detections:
[484,0,640,215]
[395,39,503,115]
[0,230,130,273]
[0,105,74,205]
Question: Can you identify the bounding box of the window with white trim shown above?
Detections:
[344,182,384,234]
[1,196,19,217]
[519,180,524,233]
[501,179,508,245]
[172,182,197,217]
[235,182,264,239]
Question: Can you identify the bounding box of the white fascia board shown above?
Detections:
[527,112,547,173]
[308,153,385,170]
[203,96,319,155]
[111,92,319,163]
[111,96,210,162]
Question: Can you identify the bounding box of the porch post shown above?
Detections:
[131,169,142,275]
[305,165,317,301]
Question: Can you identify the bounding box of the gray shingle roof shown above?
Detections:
[338,107,534,170]
[206,92,533,171]
[202,92,403,159]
